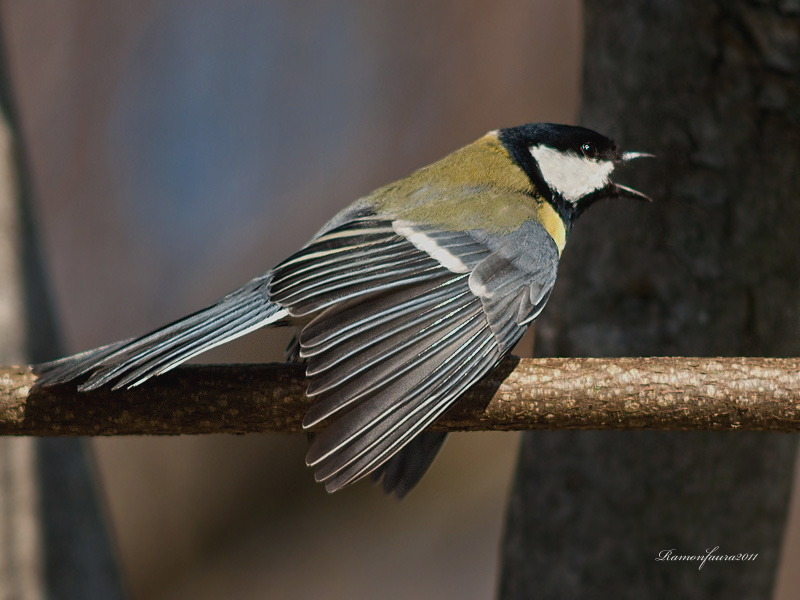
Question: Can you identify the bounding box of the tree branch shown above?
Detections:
[2,357,800,436]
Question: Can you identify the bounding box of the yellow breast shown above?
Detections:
[534,199,567,255]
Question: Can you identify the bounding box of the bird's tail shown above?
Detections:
[34,275,288,390]
[370,431,447,498]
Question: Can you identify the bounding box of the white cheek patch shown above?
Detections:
[530,145,615,204]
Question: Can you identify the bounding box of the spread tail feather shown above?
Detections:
[34,275,287,390]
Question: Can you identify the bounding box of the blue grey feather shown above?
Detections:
[34,276,283,390]
[37,208,561,495]
[268,218,559,492]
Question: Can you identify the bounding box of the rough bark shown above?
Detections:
[500,1,800,598]
[0,20,123,600]
[1,357,800,435]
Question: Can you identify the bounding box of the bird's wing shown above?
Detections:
[268,213,560,492]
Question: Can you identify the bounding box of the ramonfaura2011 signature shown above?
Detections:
[656,547,758,570]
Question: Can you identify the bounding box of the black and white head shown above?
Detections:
[498,123,651,222]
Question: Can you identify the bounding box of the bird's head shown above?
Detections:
[499,123,652,222]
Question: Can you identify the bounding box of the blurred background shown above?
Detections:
[2,1,583,598]
[4,2,800,598]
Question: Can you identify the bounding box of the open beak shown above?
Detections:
[609,182,652,202]
[574,180,652,217]
[621,151,655,162]
[610,151,655,202]
[572,151,654,216]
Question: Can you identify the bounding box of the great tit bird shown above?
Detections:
[35,123,651,497]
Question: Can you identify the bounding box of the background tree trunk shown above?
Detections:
[0,22,124,600]
[500,1,799,598]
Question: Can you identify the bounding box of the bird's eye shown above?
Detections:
[581,142,597,158]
